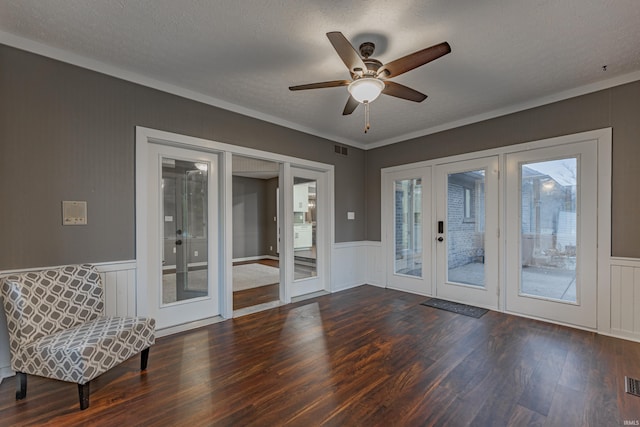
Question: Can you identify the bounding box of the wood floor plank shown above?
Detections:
[1,285,639,426]
[233,259,280,310]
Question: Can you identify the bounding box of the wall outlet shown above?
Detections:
[194,251,199,257]
[270,246,273,251]
[173,247,176,254]
[347,211,355,220]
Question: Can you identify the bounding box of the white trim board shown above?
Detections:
[232,255,279,263]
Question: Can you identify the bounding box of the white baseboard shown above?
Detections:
[155,315,227,338]
[232,255,279,263]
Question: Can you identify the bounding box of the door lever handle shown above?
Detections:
[175,239,183,245]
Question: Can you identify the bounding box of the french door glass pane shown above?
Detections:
[447,170,486,287]
[520,158,577,302]
[293,177,317,280]
[162,158,209,304]
[394,178,422,277]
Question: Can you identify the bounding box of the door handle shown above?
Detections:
[175,239,183,245]
[437,236,444,242]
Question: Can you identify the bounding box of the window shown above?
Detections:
[464,187,473,220]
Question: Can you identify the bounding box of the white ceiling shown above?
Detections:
[2,0,640,149]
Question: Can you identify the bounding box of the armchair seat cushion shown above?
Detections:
[17,316,155,384]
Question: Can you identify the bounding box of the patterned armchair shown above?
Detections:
[0,264,155,410]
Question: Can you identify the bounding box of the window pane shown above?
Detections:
[162,158,208,304]
[447,170,485,287]
[520,158,577,302]
[293,177,317,280]
[394,178,422,277]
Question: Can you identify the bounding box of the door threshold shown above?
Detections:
[233,300,282,318]
[292,290,330,303]
[156,315,226,338]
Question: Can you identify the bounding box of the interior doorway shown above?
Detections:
[137,126,336,331]
[231,155,281,311]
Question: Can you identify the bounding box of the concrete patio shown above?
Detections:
[448,262,576,302]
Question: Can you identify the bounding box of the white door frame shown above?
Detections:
[142,143,219,330]
[382,166,434,295]
[505,140,599,328]
[289,167,331,297]
[381,128,611,330]
[136,127,335,332]
[435,156,500,310]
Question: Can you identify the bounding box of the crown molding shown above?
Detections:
[2,30,639,151]
[365,70,640,150]
[0,30,365,149]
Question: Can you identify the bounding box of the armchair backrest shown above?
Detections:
[0,264,104,356]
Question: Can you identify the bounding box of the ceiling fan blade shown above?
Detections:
[378,42,451,79]
[289,80,351,91]
[342,95,359,115]
[382,81,427,102]
[326,32,367,75]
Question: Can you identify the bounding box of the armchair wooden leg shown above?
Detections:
[141,347,150,371]
[16,372,27,400]
[78,382,90,410]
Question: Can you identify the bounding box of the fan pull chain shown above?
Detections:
[364,101,371,133]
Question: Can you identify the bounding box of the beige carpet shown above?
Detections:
[233,263,280,291]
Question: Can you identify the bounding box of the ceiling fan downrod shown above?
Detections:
[364,101,371,133]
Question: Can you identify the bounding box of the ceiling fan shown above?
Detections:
[289,31,451,132]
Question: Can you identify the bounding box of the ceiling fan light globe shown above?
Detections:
[348,78,385,103]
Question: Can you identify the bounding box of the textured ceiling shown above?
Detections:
[1,0,640,149]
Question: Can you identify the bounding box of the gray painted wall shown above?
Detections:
[232,176,278,259]
[365,81,640,258]
[0,44,365,270]
[3,42,639,267]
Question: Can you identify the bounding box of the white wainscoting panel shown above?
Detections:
[331,242,368,291]
[609,258,640,341]
[365,241,385,288]
[330,241,387,291]
[97,261,137,317]
[0,308,11,384]
[0,260,137,384]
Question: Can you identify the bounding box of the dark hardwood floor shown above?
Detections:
[1,285,639,426]
[233,283,280,310]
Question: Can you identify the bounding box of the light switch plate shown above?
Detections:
[62,201,87,225]
[347,211,355,220]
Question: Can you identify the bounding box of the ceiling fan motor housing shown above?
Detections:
[359,42,376,58]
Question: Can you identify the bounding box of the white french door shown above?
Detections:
[435,157,500,309]
[505,141,598,328]
[384,167,433,295]
[383,130,609,330]
[290,167,328,297]
[144,143,219,329]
